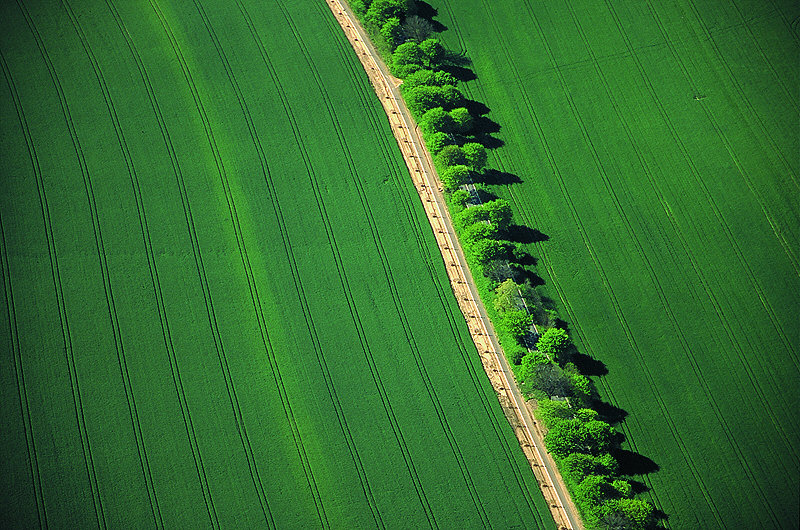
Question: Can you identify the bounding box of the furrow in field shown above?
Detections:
[273,3,437,526]
[14,2,107,525]
[148,1,317,526]
[316,9,547,519]
[631,0,799,370]
[770,0,800,45]
[682,0,800,262]
[229,3,389,527]
[559,0,797,488]
[576,0,798,465]
[297,7,494,525]
[58,2,165,526]
[474,0,724,522]
[103,2,222,525]
[0,68,46,524]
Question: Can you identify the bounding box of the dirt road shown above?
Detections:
[323,2,581,528]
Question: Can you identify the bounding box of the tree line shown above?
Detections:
[350,1,658,528]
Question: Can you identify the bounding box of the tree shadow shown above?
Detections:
[504,224,546,243]
[464,99,490,116]
[613,449,660,476]
[414,1,447,32]
[593,399,627,424]
[571,351,609,377]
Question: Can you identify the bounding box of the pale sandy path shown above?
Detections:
[324,2,582,529]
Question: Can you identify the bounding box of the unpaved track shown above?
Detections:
[324,2,581,529]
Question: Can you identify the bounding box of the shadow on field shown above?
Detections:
[614,449,660,476]
[415,1,447,33]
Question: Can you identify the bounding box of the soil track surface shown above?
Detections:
[324,2,582,528]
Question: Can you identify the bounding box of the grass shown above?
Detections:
[0,0,555,527]
[425,0,800,527]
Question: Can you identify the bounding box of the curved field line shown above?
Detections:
[0,53,48,528]
[272,2,438,526]
[15,2,108,526]
[316,7,549,518]
[147,0,330,526]
[564,0,798,467]
[315,5,547,520]
[59,2,168,525]
[630,0,799,368]
[302,5,498,525]
[473,0,724,523]
[103,2,223,526]
[231,4,395,529]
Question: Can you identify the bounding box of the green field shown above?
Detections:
[0,1,555,527]
[427,0,799,527]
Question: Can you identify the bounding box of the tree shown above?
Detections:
[536,327,570,361]
[471,238,505,265]
[601,499,655,529]
[404,85,460,115]
[423,131,453,154]
[402,15,434,42]
[438,84,465,108]
[450,189,470,209]
[544,415,615,457]
[449,107,473,134]
[483,259,518,283]
[494,278,538,313]
[440,164,470,190]
[433,70,458,86]
[500,309,534,343]
[435,144,467,168]
[575,474,616,508]
[530,362,572,398]
[535,398,573,427]
[402,68,435,89]
[462,142,488,172]
[380,17,404,50]
[391,42,425,78]
[482,198,512,230]
[611,479,633,499]
[420,106,455,134]
[561,453,618,485]
[463,221,498,244]
[420,38,446,68]
[366,0,405,30]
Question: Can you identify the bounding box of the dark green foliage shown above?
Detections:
[529,362,572,398]
[612,479,633,499]
[401,69,457,89]
[510,347,527,365]
[544,414,615,458]
[440,164,471,191]
[536,327,571,361]
[404,85,462,116]
[402,15,434,42]
[420,38,446,68]
[380,17,403,50]
[600,499,656,529]
[575,475,616,507]
[435,144,467,168]
[535,399,574,428]
[420,106,455,134]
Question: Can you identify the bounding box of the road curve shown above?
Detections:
[324,2,582,529]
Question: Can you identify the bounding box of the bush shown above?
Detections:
[500,309,534,343]
[440,164,471,191]
[423,131,453,154]
[380,17,403,50]
[510,347,527,365]
[420,106,456,134]
[450,189,470,209]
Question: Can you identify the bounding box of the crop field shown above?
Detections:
[427,0,799,527]
[0,0,556,528]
